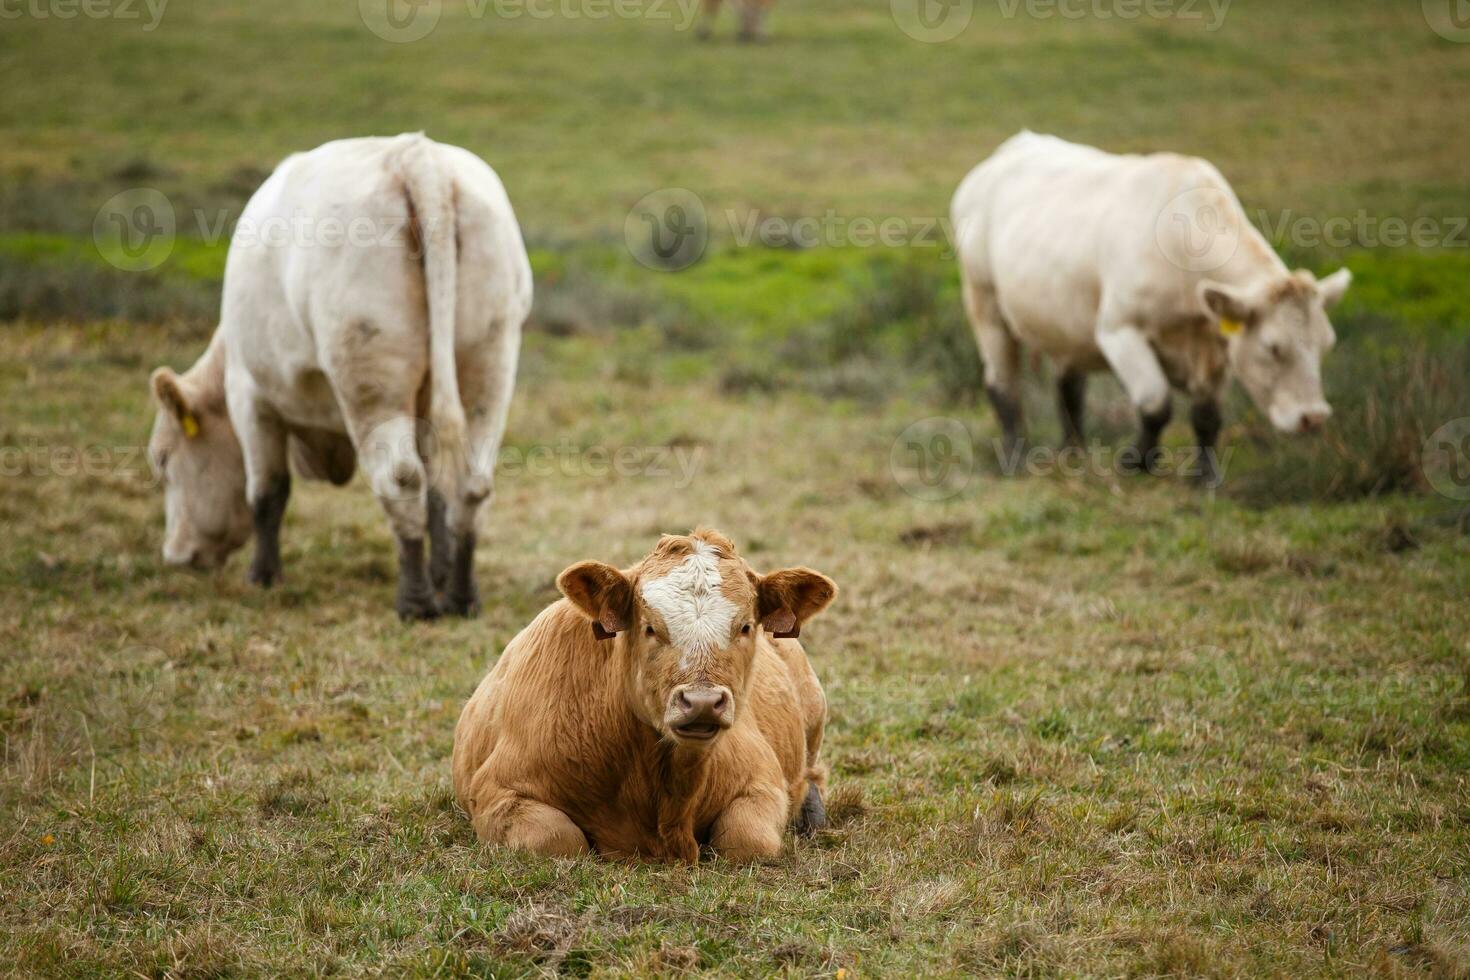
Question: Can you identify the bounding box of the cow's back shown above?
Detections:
[951,132,1254,356]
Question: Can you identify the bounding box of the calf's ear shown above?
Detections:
[755,568,837,640]
[558,561,634,641]
[1198,281,1256,335]
[151,367,201,438]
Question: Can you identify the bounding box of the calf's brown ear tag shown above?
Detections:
[592,605,627,642]
[764,608,799,639]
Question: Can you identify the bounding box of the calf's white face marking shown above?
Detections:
[640,539,738,669]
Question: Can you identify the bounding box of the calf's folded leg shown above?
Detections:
[710,782,788,862]
[471,788,590,859]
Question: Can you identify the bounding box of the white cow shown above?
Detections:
[952,132,1350,484]
[147,134,531,619]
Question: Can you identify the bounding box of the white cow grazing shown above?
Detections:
[952,132,1351,484]
[147,134,531,619]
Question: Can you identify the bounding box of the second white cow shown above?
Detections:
[147,134,531,619]
[952,132,1350,484]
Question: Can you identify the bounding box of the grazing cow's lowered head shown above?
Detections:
[556,529,836,750]
[1200,267,1351,435]
[147,362,251,570]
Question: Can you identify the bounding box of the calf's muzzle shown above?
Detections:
[665,684,733,742]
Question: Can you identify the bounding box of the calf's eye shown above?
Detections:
[644,625,656,638]
[741,624,752,635]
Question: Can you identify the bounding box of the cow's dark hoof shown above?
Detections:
[794,782,827,836]
[246,562,281,588]
[438,588,481,619]
[1191,456,1224,490]
[1119,445,1163,476]
[396,589,441,622]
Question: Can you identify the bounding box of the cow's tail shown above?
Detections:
[399,134,467,500]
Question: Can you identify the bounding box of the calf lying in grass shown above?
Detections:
[452,529,837,862]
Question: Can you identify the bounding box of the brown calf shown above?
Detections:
[451,529,837,862]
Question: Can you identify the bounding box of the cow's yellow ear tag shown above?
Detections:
[181,413,200,438]
[1219,318,1243,337]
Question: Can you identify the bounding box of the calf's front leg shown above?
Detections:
[471,786,590,858]
[710,781,788,862]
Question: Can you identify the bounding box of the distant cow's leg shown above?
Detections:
[963,280,1024,465]
[426,488,451,593]
[354,411,437,620]
[695,0,720,38]
[1191,397,1224,488]
[737,0,770,41]
[711,782,787,862]
[436,329,519,618]
[1057,370,1087,448]
[229,389,292,587]
[1096,321,1172,475]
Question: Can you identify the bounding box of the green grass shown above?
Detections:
[4,0,1470,976]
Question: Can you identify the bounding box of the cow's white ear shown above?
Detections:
[755,567,837,640]
[558,560,633,641]
[1318,268,1352,309]
[151,367,201,437]
[1198,281,1255,335]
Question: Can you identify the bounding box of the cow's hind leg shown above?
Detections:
[434,330,519,618]
[963,280,1024,466]
[427,488,452,593]
[794,782,827,835]
[737,0,771,41]
[695,0,720,38]
[355,412,438,620]
[1057,369,1087,448]
[228,389,292,587]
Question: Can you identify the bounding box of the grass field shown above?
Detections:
[4,1,1470,976]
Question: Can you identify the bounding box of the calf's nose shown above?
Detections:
[671,685,731,726]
